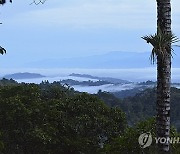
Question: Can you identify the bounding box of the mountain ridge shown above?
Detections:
[3,72,46,80]
[69,73,131,84]
[23,49,180,69]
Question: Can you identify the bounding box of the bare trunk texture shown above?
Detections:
[156,0,171,153]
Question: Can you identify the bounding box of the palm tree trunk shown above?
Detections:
[156,0,171,153]
[157,53,171,152]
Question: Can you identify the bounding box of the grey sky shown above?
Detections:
[0,0,179,70]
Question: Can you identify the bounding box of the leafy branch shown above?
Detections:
[30,0,47,5]
[0,46,6,55]
[0,0,12,5]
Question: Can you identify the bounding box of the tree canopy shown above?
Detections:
[0,80,126,153]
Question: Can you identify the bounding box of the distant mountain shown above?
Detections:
[69,73,130,84]
[3,72,45,80]
[24,51,152,68]
[24,48,180,69]
[69,73,101,79]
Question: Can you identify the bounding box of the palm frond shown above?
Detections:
[150,48,157,64]
[142,32,179,64]
[0,46,6,55]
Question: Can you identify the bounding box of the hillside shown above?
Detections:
[3,72,45,80]
[69,73,130,84]
[0,79,179,153]
[97,87,180,132]
[0,79,126,154]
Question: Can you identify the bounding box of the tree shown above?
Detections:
[0,0,12,55]
[142,0,179,153]
[0,82,127,153]
[154,1,171,152]
[0,0,46,5]
[102,118,180,154]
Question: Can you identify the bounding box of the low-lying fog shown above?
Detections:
[2,68,180,94]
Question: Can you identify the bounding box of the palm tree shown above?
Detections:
[155,1,172,152]
[142,31,179,152]
[142,0,180,153]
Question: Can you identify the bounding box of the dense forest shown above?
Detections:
[0,79,179,153]
[0,79,126,153]
[97,87,180,132]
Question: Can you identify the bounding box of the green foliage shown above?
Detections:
[0,81,126,153]
[0,78,18,86]
[96,91,122,107]
[102,118,180,154]
[97,88,180,131]
[0,79,179,153]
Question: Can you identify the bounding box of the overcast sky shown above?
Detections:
[0,0,180,71]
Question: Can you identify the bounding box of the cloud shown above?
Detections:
[3,0,180,31]
[5,0,157,29]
